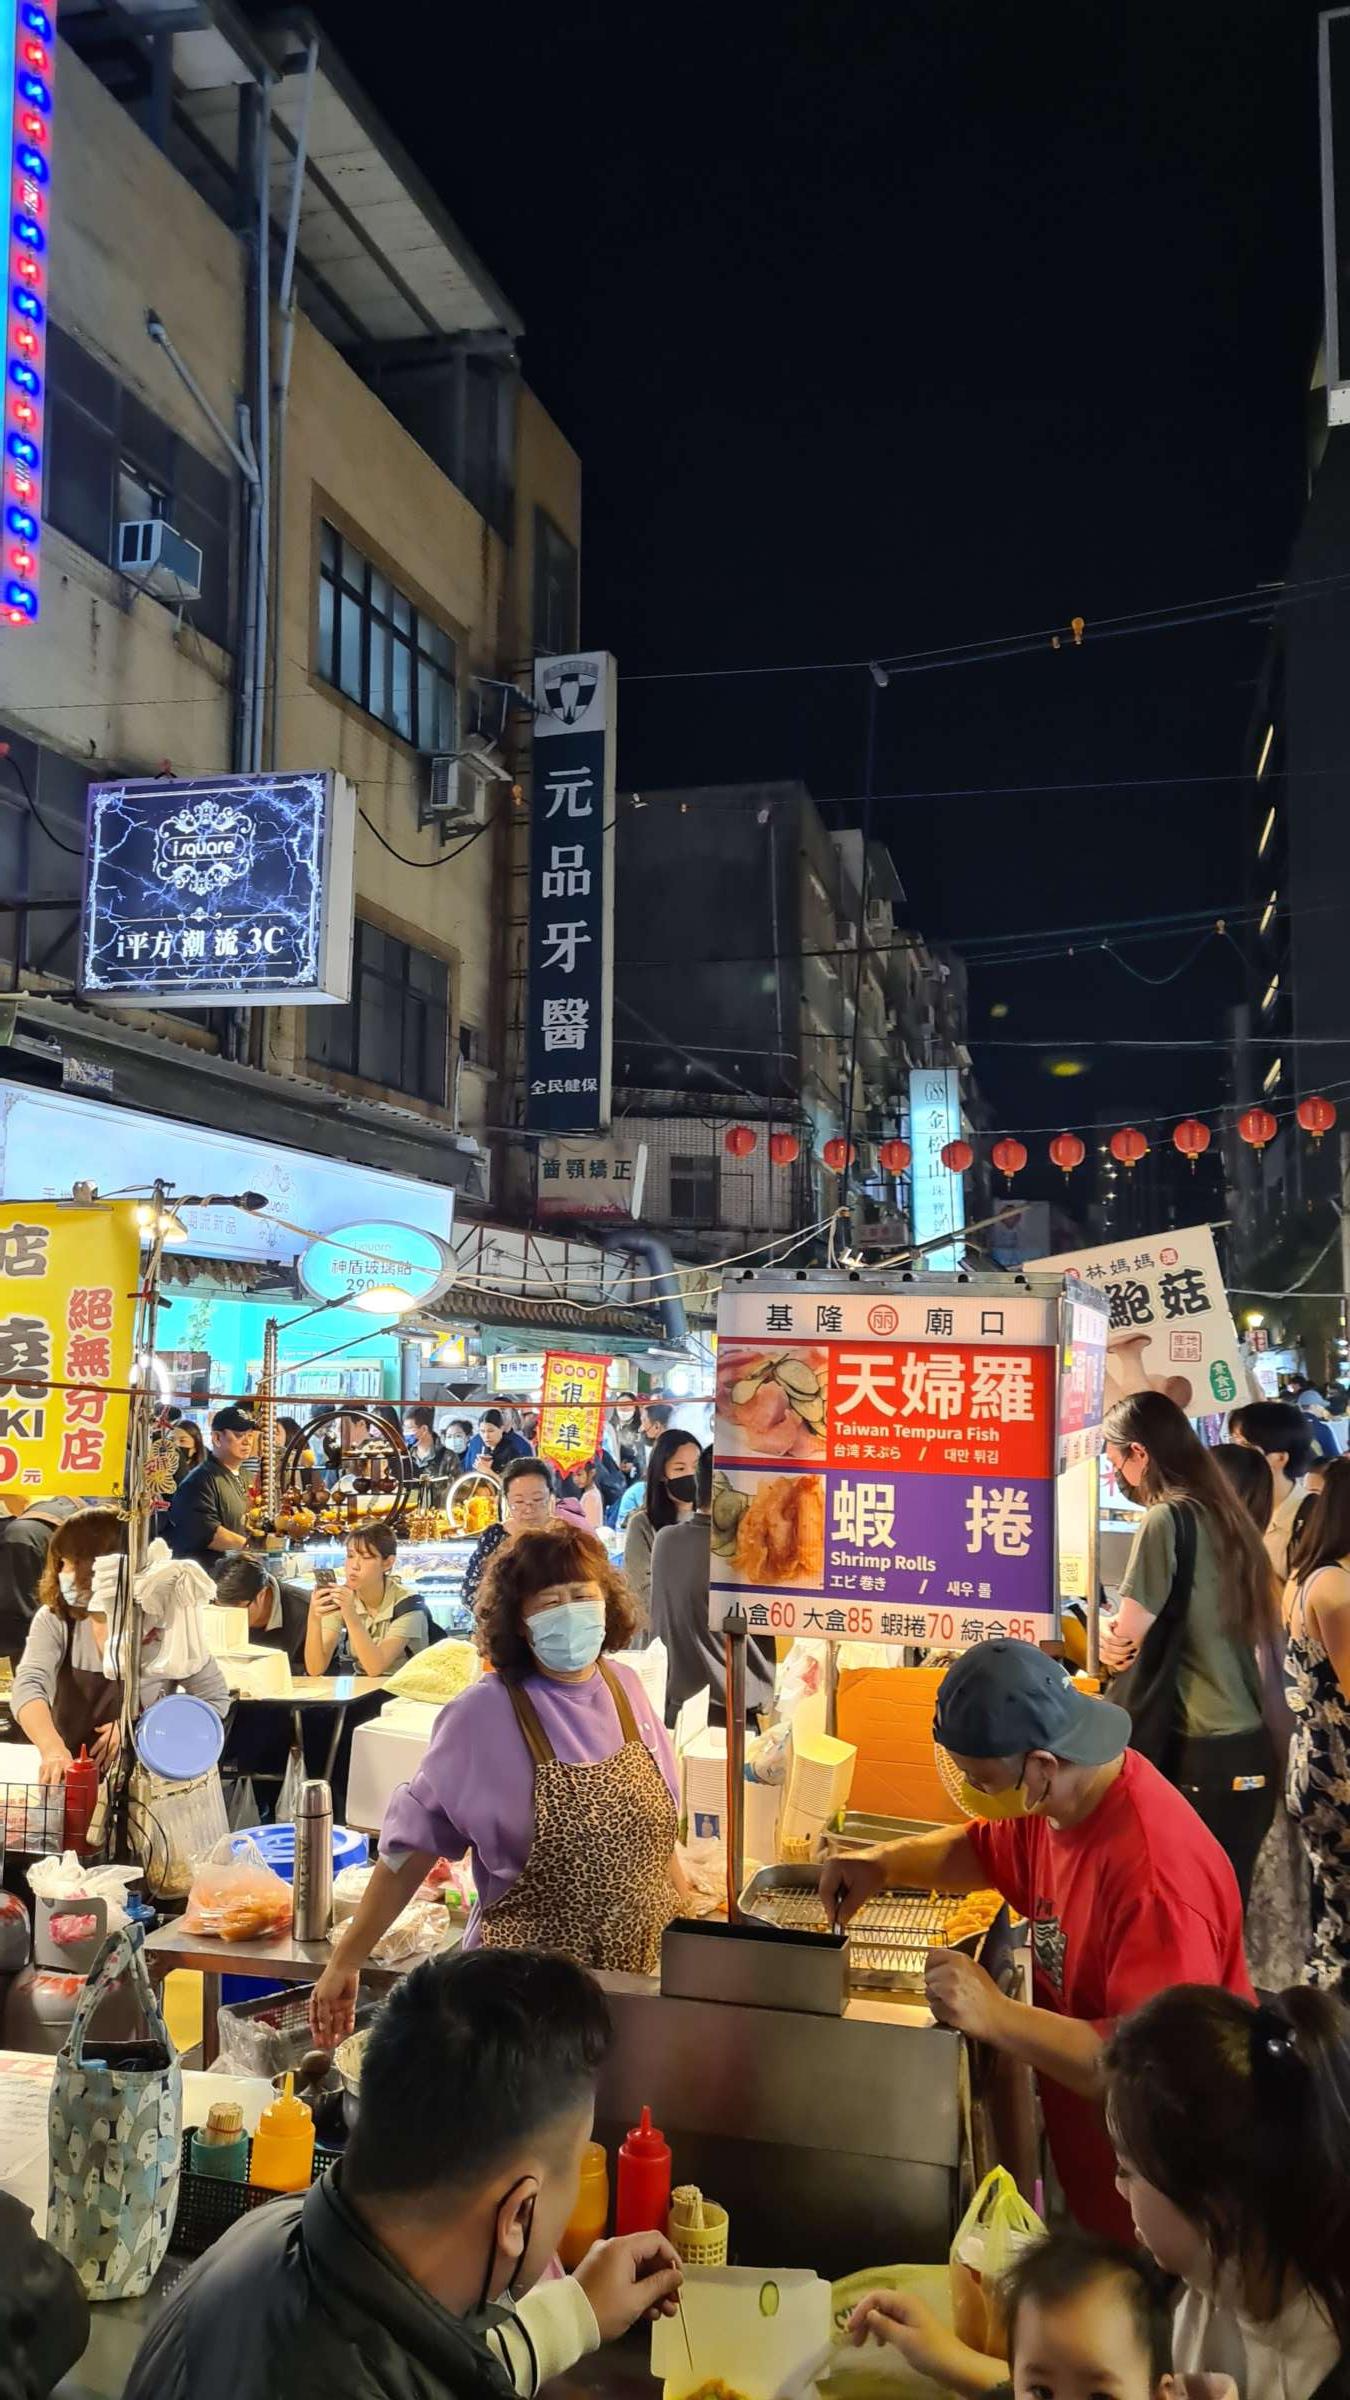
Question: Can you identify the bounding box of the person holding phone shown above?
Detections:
[304,1524,430,1680]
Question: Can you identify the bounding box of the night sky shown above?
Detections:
[303,0,1326,1144]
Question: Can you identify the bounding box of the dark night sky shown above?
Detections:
[301,0,1327,1141]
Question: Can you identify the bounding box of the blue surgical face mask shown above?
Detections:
[526,1598,606,1675]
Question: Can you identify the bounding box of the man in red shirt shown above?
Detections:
[820,1639,1252,2241]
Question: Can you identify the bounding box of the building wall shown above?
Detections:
[2,45,240,777]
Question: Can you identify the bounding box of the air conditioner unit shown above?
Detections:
[419,755,490,837]
[116,517,203,600]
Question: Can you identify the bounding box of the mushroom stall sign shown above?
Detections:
[1022,1224,1243,1417]
[709,1272,1062,1650]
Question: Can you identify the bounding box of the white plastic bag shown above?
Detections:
[27,1849,140,1936]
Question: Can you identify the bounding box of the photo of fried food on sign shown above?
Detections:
[715,1344,827,1460]
[709,1469,825,1585]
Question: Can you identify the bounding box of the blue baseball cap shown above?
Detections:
[934,1639,1131,1766]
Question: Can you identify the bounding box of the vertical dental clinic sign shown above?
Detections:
[525,653,616,1133]
[908,1067,964,1270]
[2,0,55,629]
[710,1272,1061,1650]
[79,771,356,1006]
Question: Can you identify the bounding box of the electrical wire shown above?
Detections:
[0,746,84,858]
[356,807,491,870]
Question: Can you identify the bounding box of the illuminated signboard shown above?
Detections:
[2,0,54,627]
[907,1066,965,1271]
[79,769,356,1006]
[525,651,616,1134]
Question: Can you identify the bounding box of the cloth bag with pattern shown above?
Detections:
[47,1921,182,2300]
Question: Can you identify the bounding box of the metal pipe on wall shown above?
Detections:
[251,76,273,775]
[266,36,319,769]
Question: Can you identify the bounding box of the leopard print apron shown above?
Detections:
[479,1662,679,1975]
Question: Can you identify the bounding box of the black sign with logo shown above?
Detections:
[525,653,614,1133]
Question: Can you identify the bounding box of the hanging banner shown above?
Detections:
[709,1273,1060,1648]
[0,1203,139,1497]
[1024,1224,1243,1416]
[537,1350,609,1477]
[525,653,616,1134]
[1057,1280,1110,1473]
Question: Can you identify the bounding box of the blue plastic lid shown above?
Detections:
[232,1822,367,1883]
[134,1693,225,1781]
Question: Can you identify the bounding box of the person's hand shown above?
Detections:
[574,2231,683,2340]
[925,1947,1009,2044]
[312,1583,343,1619]
[90,1720,121,1772]
[310,1959,360,2045]
[37,1741,73,1788]
[1099,1620,1137,1673]
[845,2290,1001,2398]
[819,1849,889,1929]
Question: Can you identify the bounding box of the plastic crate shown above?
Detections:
[174,2128,341,2259]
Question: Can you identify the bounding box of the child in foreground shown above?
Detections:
[848,2232,1191,2400]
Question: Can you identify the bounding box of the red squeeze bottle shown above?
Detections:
[613,2106,671,2237]
[62,1748,99,1854]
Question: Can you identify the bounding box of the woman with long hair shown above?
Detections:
[621,1425,702,1618]
[310,1524,680,2043]
[1282,1454,1350,1986]
[1101,1390,1281,1903]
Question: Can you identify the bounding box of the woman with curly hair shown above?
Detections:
[311,1524,680,2041]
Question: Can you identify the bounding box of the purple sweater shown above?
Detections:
[380,1662,679,1939]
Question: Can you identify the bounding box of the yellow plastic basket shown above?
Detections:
[668,2185,729,2267]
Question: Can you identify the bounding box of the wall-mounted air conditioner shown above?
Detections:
[420,755,491,836]
[116,517,203,600]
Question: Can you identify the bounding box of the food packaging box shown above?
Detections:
[217,1645,293,1699]
[651,2265,833,2400]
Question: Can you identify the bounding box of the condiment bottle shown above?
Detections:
[614,2106,671,2237]
[62,1748,99,1853]
[189,2101,248,2184]
[558,2141,609,2268]
[248,2072,316,2192]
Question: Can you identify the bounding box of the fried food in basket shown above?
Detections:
[734,1474,825,1584]
[682,2384,752,2400]
[938,1890,1003,1945]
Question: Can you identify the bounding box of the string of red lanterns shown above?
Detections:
[717,1097,1339,1175]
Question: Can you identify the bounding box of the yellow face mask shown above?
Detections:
[959,1777,1029,1822]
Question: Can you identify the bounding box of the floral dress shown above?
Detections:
[1285,1581,1350,1987]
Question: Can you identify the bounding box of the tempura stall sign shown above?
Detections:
[709,1271,1064,1650]
[0,1202,139,1497]
[537,1350,609,1478]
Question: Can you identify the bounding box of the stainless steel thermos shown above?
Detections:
[292,1778,334,1941]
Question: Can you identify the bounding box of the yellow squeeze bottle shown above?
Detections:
[249,2072,316,2192]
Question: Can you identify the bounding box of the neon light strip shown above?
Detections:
[3,0,53,627]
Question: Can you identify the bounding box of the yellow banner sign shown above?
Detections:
[537,1350,609,1478]
[0,1203,140,1498]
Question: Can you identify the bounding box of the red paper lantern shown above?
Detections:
[940,1139,974,1175]
[1238,1106,1278,1154]
[723,1124,756,1159]
[878,1137,912,1176]
[1049,1132,1086,1179]
[822,1136,856,1173]
[1172,1117,1211,1171]
[1110,1126,1149,1170]
[768,1131,800,1167]
[1297,1095,1337,1145]
[991,1137,1027,1186]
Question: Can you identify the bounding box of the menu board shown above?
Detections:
[709,1277,1061,1648]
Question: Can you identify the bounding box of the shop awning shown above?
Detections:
[430,1284,669,1344]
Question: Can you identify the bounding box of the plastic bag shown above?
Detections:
[948,2167,1046,2359]
[181,1832,293,1943]
[27,1850,141,1936]
[278,1745,306,1826]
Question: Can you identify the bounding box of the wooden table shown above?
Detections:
[141,1920,405,2066]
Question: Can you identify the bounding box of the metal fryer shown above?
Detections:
[740,1864,998,1992]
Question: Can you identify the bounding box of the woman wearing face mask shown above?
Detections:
[13,1508,229,1786]
[310,1524,681,2043]
[622,1430,701,1621]
[1100,1391,1282,1906]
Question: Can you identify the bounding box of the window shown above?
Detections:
[307,918,450,1106]
[533,509,579,655]
[669,1152,719,1225]
[45,324,233,648]
[459,1020,486,1068]
[316,521,456,752]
